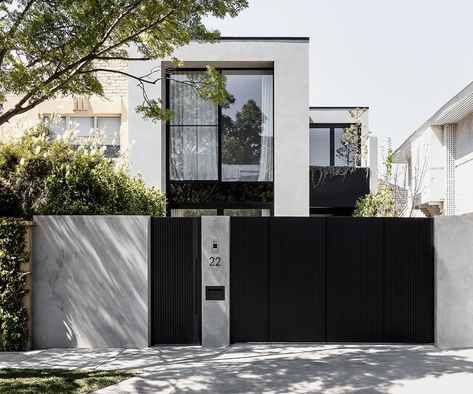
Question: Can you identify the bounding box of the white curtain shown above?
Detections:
[170,71,218,180]
[258,71,274,181]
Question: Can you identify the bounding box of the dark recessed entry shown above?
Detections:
[206,286,225,301]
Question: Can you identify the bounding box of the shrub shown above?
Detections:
[0,123,165,217]
[0,218,28,351]
[0,180,21,217]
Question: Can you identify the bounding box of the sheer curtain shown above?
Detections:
[258,71,274,181]
[170,71,218,180]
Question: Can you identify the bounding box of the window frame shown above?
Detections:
[41,114,122,157]
[166,67,275,184]
[309,123,361,167]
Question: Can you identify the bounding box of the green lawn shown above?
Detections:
[0,368,136,394]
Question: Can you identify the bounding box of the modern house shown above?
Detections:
[394,80,473,216]
[0,37,378,217]
[128,37,378,217]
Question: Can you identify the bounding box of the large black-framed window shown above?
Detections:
[166,68,274,216]
[167,69,274,183]
[309,123,360,166]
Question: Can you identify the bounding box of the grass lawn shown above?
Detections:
[0,368,136,394]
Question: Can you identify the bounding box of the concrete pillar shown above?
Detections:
[201,216,230,347]
[435,216,473,348]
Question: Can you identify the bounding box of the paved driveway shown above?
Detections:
[2,345,473,393]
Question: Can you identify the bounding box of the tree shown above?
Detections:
[336,107,369,166]
[353,140,395,217]
[0,0,248,126]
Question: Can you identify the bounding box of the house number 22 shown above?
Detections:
[209,257,221,267]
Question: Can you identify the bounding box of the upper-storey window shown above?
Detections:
[169,71,218,180]
[310,124,359,166]
[43,115,121,158]
[168,69,274,182]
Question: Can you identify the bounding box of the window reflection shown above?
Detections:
[221,70,273,182]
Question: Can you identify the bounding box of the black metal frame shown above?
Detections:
[309,123,362,166]
[168,202,274,216]
[166,68,275,216]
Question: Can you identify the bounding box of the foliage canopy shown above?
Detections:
[0,0,248,125]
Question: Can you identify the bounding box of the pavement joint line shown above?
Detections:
[11,349,46,369]
[91,348,126,371]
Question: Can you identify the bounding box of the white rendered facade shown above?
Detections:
[394,81,473,216]
[128,38,310,216]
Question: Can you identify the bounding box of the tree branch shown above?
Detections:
[95,56,152,61]
[0,0,36,66]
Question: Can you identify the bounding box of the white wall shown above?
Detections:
[407,126,444,211]
[309,107,370,136]
[455,112,473,214]
[128,39,310,216]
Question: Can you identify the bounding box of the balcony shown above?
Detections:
[310,166,370,210]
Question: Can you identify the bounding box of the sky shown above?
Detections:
[204,0,473,152]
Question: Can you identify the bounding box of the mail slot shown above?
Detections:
[206,286,225,300]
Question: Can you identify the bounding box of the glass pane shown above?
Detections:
[221,70,273,182]
[171,209,218,217]
[97,117,121,145]
[169,71,218,126]
[223,209,271,217]
[169,126,218,180]
[309,128,330,166]
[334,127,356,166]
[43,116,66,136]
[104,145,120,158]
[70,117,94,137]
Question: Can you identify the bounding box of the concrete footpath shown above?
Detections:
[2,345,473,393]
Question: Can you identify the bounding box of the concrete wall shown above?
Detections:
[201,217,230,347]
[435,215,473,348]
[32,216,149,348]
[128,39,310,216]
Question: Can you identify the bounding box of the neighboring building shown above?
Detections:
[128,38,378,217]
[0,59,128,157]
[394,81,473,216]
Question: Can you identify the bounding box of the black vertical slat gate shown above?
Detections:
[151,217,201,345]
[230,217,434,344]
[230,217,269,342]
[326,218,384,342]
[268,218,326,342]
[384,218,434,343]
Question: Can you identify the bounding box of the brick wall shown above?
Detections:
[95,59,128,97]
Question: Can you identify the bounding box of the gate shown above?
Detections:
[230,217,434,344]
[151,217,201,345]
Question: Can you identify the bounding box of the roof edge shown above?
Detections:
[394,80,473,160]
[218,36,310,42]
[310,106,369,110]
